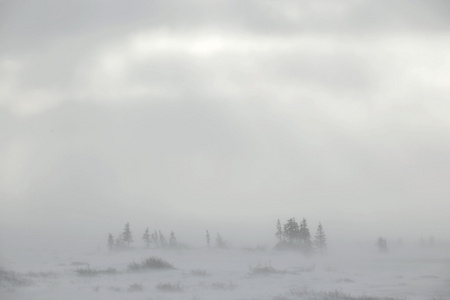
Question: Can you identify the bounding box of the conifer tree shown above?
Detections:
[121,222,133,247]
[299,218,311,242]
[115,234,125,250]
[159,230,168,248]
[216,233,227,249]
[299,218,312,252]
[152,230,159,247]
[143,227,151,248]
[206,230,211,248]
[169,231,178,247]
[107,233,115,251]
[376,237,388,253]
[283,218,300,244]
[313,223,327,254]
[275,219,283,244]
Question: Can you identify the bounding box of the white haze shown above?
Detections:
[1,1,450,292]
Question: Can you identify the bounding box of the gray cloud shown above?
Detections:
[1,0,448,111]
[1,1,450,250]
[2,0,449,50]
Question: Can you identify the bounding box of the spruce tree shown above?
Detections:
[299,218,312,252]
[313,223,327,254]
[169,231,178,247]
[216,233,227,249]
[159,230,168,248]
[115,234,125,250]
[283,218,300,244]
[107,233,115,251]
[206,230,211,248]
[376,237,388,253]
[152,230,159,247]
[143,227,151,248]
[121,222,133,247]
[275,219,283,244]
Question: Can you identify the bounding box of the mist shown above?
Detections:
[1,1,450,299]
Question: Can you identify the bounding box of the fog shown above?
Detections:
[1,1,450,299]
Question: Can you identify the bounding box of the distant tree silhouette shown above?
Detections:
[107,233,115,251]
[159,230,168,248]
[115,234,126,250]
[206,230,211,248]
[299,218,312,253]
[121,222,133,247]
[152,230,159,247]
[275,219,283,244]
[428,236,435,247]
[313,223,327,254]
[275,218,325,254]
[376,237,388,253]
[143,227,151,248]
[169,231,178,247]
[216,233,227,249]
[283,218,300,244]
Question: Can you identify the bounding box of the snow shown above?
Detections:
[1,245,449,300]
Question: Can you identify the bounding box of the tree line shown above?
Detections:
[106,220,327,253]
[107,221,431,255]
[107,223,229,251]
[275,218,326,254]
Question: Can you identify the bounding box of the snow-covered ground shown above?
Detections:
[1,245,449,300]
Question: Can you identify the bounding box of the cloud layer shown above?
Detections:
[1,1,450,248]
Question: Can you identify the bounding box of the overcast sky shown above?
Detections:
[1,1,450,250]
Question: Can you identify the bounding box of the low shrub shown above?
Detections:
[128,257,174,272]
[75,268,97,277]
[98,268,117,275]
[0,268,33,287]
[109,286,121,292]
[249,261,281,275]
[71,261,89,266]
[190,269,209,277]
[295,264,315,272]
[324,265,338,272]
[128,283,144,292]
[242,245,266,253]
[75,267,116,277]
[289,288,402,300]
[26,271,58,278]
[336,278,354,283]
[210,281,236,290]
[156,282,183,292]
